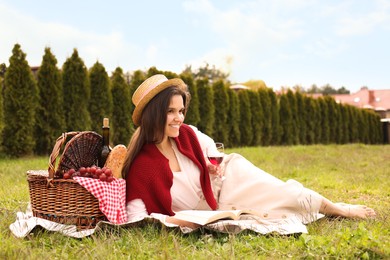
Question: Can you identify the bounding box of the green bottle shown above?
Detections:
[99,118,112,167]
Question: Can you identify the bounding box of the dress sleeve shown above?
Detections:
[188,125,217,156]
[126,198,149,221]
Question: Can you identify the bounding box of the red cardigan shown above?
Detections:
[125,124,217,216]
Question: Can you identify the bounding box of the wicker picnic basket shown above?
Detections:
[27,131,107,229]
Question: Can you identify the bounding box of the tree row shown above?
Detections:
[0,44,383,157]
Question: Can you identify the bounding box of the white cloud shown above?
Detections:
[200,1,306,47]
[181,0,308,82]
[0,3,138,72]
[1,0,388,91]
[329,0,390,36]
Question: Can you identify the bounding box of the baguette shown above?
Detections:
[104,144,127,178]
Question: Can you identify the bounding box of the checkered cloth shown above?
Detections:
[74,177,127,224]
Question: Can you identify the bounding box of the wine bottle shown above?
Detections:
[99,118,112,167]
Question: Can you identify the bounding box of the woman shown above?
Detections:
[122,74,376,231]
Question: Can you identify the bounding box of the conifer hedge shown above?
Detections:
[3,44,39,156]
[110,67,133,146]
[0,44,384,157]
[238,90,252,146]
[258,88,272,146]
[89,61,112,133]
[62,49,91,131]
[196,78,215,137]
[35,47,65,155]
[180,72,200,127]
[212,80,229,145]
[226,89,241,148]
[248,90,263,146]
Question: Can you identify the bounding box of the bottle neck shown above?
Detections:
[102,127,110,146]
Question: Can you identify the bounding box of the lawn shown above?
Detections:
[1,144,389,259]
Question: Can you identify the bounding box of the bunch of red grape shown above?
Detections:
[63,165,115,182]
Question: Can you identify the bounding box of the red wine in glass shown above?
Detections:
[207,142,224,166]
[208,156,223,166]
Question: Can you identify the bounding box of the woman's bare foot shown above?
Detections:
[334,203,376,219]
[319,198,376,219]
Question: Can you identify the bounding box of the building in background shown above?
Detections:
[331,87,390,144]
[332,87,390,119]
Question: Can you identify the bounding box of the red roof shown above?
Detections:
[332,87,390,111]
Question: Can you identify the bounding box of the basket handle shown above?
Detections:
[48,131,80,179]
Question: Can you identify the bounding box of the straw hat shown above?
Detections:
[132,74,187,126]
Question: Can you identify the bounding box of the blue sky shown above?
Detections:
[1,0,389,92]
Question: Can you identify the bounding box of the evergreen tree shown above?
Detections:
[183,63,230,82]
[180,72,200,126]
[238,90,252,146]
[279,93,293,145]
[128,70,147,118]
[111,67,133,145]
[335,103,344,144]
[3,44,39,156]
[340,104,350,144]
[35,47,65,155]
[258,88,272,146]
[295,91,307,145]
[196,78,214,137]
[62,49,91,131]
[312,98,322,144]
[147,66,179,79]
[0,63,6,78]
[226,89,241,147]
[146,66,162,77]
[372,113,383,144]
[366,112,375,144]
[303,96,318,144]
[268,89,281,145]
[348,105,358,143]
[212,80,229,144]
[318,97,330,144]
[0,63,6,146]
[365,111,374,144]
[324,96,338,143]
[357,110,369,143]
[89,61,112,132]
[248,90,263,146]
[286,90,299,144]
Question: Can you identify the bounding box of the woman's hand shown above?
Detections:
[166,216,201,229]
[206,160,224,178]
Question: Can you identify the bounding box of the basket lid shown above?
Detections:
[58,131,103,171]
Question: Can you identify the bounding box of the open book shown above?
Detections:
[173,209,259,225]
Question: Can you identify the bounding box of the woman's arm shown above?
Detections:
[126,199,149,221]
[188,124,223,178]
[166,216,201,229]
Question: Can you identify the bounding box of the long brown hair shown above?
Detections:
[122,86,190,178]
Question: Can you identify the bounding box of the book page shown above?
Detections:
[173,210,245,225]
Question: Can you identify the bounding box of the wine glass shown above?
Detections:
[206,142,225,180]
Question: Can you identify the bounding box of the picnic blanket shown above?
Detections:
[9,204,316,238]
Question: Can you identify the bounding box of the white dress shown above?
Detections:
[127,125,324,233]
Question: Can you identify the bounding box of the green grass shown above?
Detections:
[1,144,389,259]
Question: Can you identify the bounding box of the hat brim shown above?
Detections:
[132,78,187,126]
